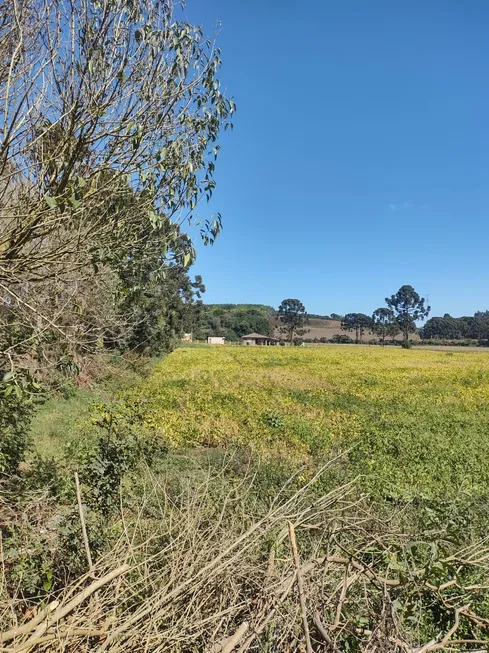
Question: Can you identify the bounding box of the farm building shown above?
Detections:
[241,333,280,346]
[207,336,225,345]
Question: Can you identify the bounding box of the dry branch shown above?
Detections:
[288,521,313,653]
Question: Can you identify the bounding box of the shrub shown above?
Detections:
[70,401,167,516]
[330,334,353,344]
[0,373,40,477]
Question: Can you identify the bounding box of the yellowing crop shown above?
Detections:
[134,345,489,499]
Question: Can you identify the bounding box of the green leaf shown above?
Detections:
[45,196,57,209]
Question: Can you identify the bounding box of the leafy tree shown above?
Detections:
[193,305,273,341]
[421,314,468,340]
[385,285,430,343]
[371,308,395,346]
[0,0,234,372]
[386,321,401,343]
[120,262,206,355]
[330,334,354,344]
[469,311,489,340]
[341,313,372,344]
[278,299,308,344]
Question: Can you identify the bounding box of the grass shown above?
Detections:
[29,388,105,458]
[29,353,158,458]
[127,345,489,504]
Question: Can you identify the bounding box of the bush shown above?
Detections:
[69,401,167,517]
[401,340,413,349]
[330,334,353,344]
[417,338,484,347]
[0,373,40,477]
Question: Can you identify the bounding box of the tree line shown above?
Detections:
[0,0,233,379]
[0,0,233,472]
[420,312,489,341]
[191,304,274,341]
[276,286,431,347]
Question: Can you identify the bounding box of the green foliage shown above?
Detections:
[341,313,372,343]
[120,262,206,355]
[71,402,167,517]
[3,523,55,598]
[193,304,274,341]
[0,373,41,477]
[371,307,396,345]
[330,334,354,344]
[421,311,489,341]
[386,285,430,341]
[0,0,234,393]
[277,298,308,344]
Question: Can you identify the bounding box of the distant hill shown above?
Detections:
[198,304,348,342]
[198,304,414,343]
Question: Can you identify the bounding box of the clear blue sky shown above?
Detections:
[185,0,489,318]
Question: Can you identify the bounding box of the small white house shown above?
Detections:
[207,336,225,345]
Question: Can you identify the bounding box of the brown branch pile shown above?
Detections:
[1,460,489,652]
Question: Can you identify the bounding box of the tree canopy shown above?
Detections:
[371,308,395,345]
[0,0,234,374]
[278,299,308,344]
[385,285,430,342]
[341,313,372,344]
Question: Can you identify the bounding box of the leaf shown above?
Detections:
[183,253,191,267]
[3,384,14,397]
[44,196,57,209]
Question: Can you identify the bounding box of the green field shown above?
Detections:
[17,345,489,651]
[126,345,489,504]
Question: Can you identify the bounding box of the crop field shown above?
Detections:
[17,346,489,650]
[134,345,489,502]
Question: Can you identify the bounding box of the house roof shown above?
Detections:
[241,333,279,340]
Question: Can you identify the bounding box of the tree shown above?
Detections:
[371,308,395,346]
[385,285,430,343]
[119,259,206,355]
[0,0,234,372]
[341,313,372,344]
[278,299,308,344]
[386,321,401,343]
[421,314,468,340]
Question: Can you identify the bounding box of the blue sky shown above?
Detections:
[185,0,489,318]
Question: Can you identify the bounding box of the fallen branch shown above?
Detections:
[0,602,59,644]
[19,564,130,647]
[75,471,94,573]
[288,522,313,653]
[208,621,250,653]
